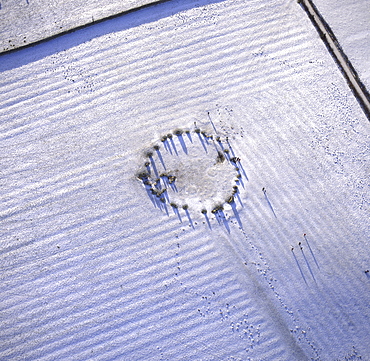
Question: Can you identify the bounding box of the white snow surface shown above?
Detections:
[314,0,370,90]
[0,0,369,360]
[0,0,160,53]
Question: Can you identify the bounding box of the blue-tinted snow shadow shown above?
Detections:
[196,132,207,153]
[203,213,211,230]
[0,0,226,72]
[207,111,218,134]
[184,209,194,229]
[145,187,169,215]
[172,206,182,223]
[219,210,230,233]
[238,163,249,181]
[168,137,178,156]
[149,155,159,178]
[234,190,243,207]
[263,189,276,218]
[163,139,172,155]
[231,156,248,181]
[299,244,317,284]
[185,131,193,143]
[169,181,178,193]
[226,138,236,158]
[224,138,247,179]
[230,202,243,229]
[176,134,188,154]
[155,149,166,170]
[214,210,230,233]
[291,248,307,285]
[304,234,320,269]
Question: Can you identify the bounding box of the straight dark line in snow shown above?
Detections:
[291,248,308,285]
[0,0,171,56]
[298,0,370,121]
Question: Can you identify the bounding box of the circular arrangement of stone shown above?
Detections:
[137,125,242,215]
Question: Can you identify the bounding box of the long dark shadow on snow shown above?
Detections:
[291,249,307,285]
[0,0,226,73]
[176,134,188,154]
[304,234,320,269]
[263,190,277,218]
[231,202,243,229]
[300,244,317,284]
[184,209,194,229]
[218,210,230,233]
[155,148,166,170]
[203,213,211,230]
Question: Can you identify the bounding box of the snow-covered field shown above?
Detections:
[0,0,369,360]
[0,0,160,53]
[314,0,370,91]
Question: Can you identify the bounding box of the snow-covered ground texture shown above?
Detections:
[0,0,369,360]
[0,0,160,53]
[314,0,370,91]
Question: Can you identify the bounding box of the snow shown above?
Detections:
[0,0,369,360]
[0,0,160,53]
[313,0,370,90]
[137,126,240,215]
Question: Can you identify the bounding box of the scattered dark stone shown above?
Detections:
[137,171,149,180]
[226,195,234,204]
[211,205,224,214]
[216,151,225,163]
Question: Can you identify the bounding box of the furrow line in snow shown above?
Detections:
[0,157,128,219]
[0,6,312,142]
[0,241,245,360]
[222,97,368,356]
[299,0,370,120]
[0,0,282,84]
[0,1,289,96]
[0,0,170,54]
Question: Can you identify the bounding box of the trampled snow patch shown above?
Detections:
[137,124,241,215]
